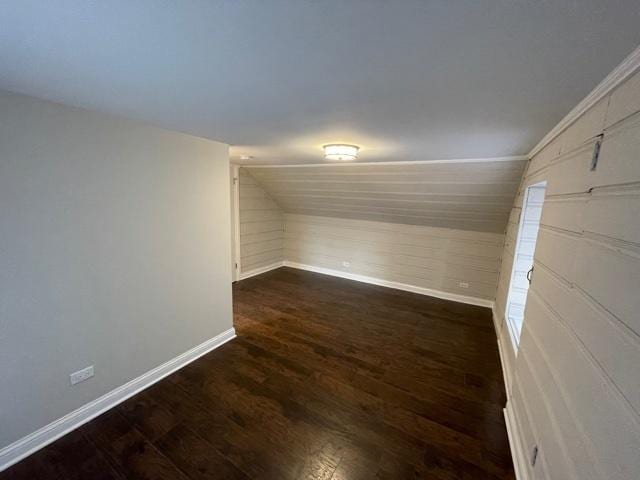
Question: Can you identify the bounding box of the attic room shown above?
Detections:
[1,2,639,479]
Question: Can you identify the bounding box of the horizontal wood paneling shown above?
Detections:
[573,239,640,331]
[284,214,503,300]
[559,96,608,154]
[495,68,640,479]
[523,291,640,479]
[605,69,640,128]
[238,169,283,273]
[510,380,551,478]
[512,342,582,479]
[273,191,516,203]
[532,261,640,415]
[259,181,519,195]
[248,160,526,233]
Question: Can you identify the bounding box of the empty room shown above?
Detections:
[1,2,639,479]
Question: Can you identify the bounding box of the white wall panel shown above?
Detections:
[533,228,578,283]
[527,136,562,176]
[238,168,284,272]
[583,191,640,244]
[495,68,640,480]
[525,292,640,480]
[248,160,526,233]
[574,240,640,331]
[559,96,607,154]
[284,214,503,300]
[606,70,640,128]
[540,197,586,233]
[512,350,580,479]
[533,262,640,415]
[544,145,592,196]
[510,381,550,480]
[592,114,640,188]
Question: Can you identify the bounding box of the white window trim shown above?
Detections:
[504,180,547,353]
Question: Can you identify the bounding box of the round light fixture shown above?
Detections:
[323,144,359,161]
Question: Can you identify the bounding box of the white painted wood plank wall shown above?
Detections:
[238,169,284,274]
[247,160,526,233]
[284,214,504,300]
[495,68,640,480]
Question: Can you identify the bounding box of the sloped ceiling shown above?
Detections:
[246,159,527,233]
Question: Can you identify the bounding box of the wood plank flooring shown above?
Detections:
[2,267,514,479]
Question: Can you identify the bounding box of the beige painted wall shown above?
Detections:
[495,69,640,479]
[284,214,504,300]
[239,168,284,274]
[0,92,233,449]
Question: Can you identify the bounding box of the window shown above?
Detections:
[505,181,546,350]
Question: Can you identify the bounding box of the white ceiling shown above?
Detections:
[1,1,639,165]
[246,159,527,233]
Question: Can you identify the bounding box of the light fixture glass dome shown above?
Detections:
[323,144,359,161]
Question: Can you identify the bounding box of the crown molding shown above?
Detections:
[528,44,640,159]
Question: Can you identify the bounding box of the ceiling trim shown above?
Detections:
[239,155,528,168]
[528,43,640,159]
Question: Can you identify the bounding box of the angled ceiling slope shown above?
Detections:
[245,159,527,233]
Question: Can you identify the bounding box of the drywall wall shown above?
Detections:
[284,214,504,300]
[239,168,284,275]
[0,92,233,451]
[494,67,640,479]
[247,160,527,233]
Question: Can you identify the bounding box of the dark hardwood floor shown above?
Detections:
[2,267,514,479]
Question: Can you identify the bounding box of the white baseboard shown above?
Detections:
[283,261,494,308]
[504,401,530,480]
[238,261,284,280]
[0,327,236,472]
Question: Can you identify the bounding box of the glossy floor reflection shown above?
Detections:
[2,267,514,479]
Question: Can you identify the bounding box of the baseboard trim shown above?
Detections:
[283,261,494,308]
[238,261,284,280]
[0,327,237,472]
[504,401,530,480]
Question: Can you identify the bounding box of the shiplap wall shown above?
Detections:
[284,214,504,300]
[239,168,283,274]
[248,160,526,233]
[495,68,640,479]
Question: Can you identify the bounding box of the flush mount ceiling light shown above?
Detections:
[323,144,359,161]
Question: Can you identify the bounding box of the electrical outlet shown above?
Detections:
[459,281,469,288]
[342,261,351,268]
[70,365,94,385]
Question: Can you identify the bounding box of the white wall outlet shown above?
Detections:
[459,281,469,288]
[70,365,94,385]
[342,261,351,268]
